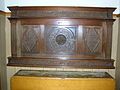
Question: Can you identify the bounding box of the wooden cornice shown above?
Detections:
[1,11,120,18]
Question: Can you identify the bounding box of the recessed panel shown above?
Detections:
[45,26,77,55]
[21,25,41,55]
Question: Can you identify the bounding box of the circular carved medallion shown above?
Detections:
[56,34,66,45]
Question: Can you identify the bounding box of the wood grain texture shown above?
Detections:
[8,57,115,69]
[8,6,115,69]
[8,6,116,19]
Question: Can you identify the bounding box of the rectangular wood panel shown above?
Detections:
[8,6,116,69]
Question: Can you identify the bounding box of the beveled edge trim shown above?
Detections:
[7,6,116,12]
[2,11,120,17]
[4,12,120,18]
[7,57,115,69]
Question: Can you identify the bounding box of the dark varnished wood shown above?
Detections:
[8,6,116,19]
[8,57,115,69]
[8,6,115,68]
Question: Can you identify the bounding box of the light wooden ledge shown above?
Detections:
[113,14,120,17]
[0,10,6,15]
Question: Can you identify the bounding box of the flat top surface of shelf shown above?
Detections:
[8,6,116,10]
[15,70,112,78]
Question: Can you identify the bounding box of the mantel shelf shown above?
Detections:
[8,57,115,69]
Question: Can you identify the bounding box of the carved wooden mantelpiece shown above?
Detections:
[8,6,116,68]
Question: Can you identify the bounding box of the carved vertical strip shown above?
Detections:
[77,26,83,54]
[104,21,113,59]
[40,25,45,54]
[10,20,17,56]
[16,20,22,56]
[102,22,107,58]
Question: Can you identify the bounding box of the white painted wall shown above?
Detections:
[0,0,5,11]
[3,1,120,90]
[0,0,7,89]
[119,0,120,13]
[116,17,120,90]
[5,0,120,13]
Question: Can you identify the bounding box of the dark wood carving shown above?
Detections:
[83,26,102,55]
[21,25,41,55]
[45,26,76,54]
[8,6,116,68]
